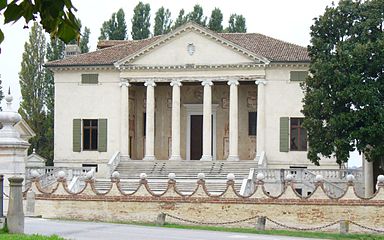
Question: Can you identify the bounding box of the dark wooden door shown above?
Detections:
[190,115,203,160]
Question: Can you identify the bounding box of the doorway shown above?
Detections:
[190,115,203,160]
[185,104,218,160]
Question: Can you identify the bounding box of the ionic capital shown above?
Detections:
[119,79,130,87]
[201,79,213,87]
[255,79,267,85]
[170,80,182,87]
[144,79,156,87]
[227,79,239,86]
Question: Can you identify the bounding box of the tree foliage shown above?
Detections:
[226,14,247,33]
[19,23,52,162]
[99,8,127,40]
[173,9,188,30]
[302,0,384,165]
[187,4,207,27]
[208,8,223,32]
[154,7,172,36]
[0,0,80,46]
[79,27,90,53]
[131,2,151,40]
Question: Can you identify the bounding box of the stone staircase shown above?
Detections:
[94,160,258,194]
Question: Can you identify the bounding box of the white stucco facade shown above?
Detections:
[49,23,337,176]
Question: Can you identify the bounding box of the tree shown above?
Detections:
[186,4,207,27]
[208,8,223,32]
[302,0,384,166]
[226,14,247,33]
[154,7,172,36]
[99,8,127,40]
[0,0,80,46]
[79,27,90,53]
[131,2,151,40]
[19,23,52,161]
[173,9,188,29]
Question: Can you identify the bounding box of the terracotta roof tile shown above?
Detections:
[45,36,161,67]
[219,33,309,62]
[46,32,309,67]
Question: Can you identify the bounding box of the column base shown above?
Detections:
[169,155,182,161]
[143,155,156,161]
[227,155,240,161]
[120,155,131,162]
[200,155,212,161]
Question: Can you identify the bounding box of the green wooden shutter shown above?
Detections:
[81,74,99,84]
[290,71,308,81]
[280,117,289,152]
[73,119,81,152]
[98,119,107,152]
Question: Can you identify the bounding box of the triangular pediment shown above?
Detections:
[115,22,269,67]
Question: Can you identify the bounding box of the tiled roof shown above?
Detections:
[46,32,309,67]
[219,33,309,62]
[45,36,161,67]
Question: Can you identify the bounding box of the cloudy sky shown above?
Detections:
[0,0,361,166]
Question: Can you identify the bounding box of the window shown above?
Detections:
[83,119,98,150]
[290,71,308,81]
[81,74,99,84]
[290,118,307,151]
[248,112,257,136]
[73,119,107,152]
[82,164,98,172]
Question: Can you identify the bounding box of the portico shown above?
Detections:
[118,76,265,161]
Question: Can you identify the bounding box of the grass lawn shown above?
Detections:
[0,234,64,240]
[0,228,64,240]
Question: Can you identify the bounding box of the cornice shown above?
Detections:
[120,63,266,72]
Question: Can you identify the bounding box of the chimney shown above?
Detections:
[64,44,81,58]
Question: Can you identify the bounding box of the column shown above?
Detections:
[227,80,239,161]
[143,80,156,161]
[201,80,213,161]
[169,80,182,160]
[363,155,374,197]
[120,79,130,159]
[255,80,267,161]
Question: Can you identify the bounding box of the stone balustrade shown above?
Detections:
[24,172,384,232]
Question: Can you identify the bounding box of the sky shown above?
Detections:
[0,0,362,167]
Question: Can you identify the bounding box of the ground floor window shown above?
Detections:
[83,119,98,150]
[290,118,307,151]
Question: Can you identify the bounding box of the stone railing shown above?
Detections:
[257,151,267,167]
[107,151,120,177]
[26,166,95,189]
[26,172,384,232]
[241,168,363,198]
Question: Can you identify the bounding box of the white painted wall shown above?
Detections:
[264,67,336,168]
[54,70,121,175]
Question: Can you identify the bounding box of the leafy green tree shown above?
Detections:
[131,2,151,40]
[186,4,207,26]
[99,8,127,40]
[226,14,247,33]
[302,0,384,166]
[172,9,188,29]
[19,23,52,161]
[154,7,172,36]
[79,27,90,53]
[208,8,223,32]
[0,0,80,46]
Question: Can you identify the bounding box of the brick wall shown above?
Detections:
[29,178,384,232]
